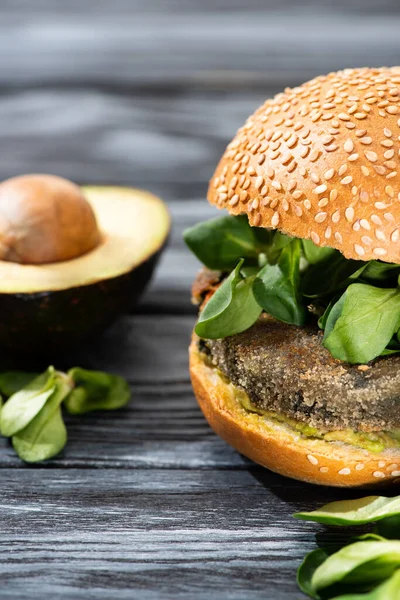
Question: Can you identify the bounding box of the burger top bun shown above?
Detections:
[208,67,400,264]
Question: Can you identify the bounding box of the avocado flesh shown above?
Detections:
[0,186,170,293]
[238,391,399,454]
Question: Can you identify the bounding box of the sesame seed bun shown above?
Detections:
[208,67,400,263]
[190,338,400,487]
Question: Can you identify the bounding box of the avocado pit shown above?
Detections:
[0,174,101,264]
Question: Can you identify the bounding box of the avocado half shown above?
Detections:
[0,185,170,355]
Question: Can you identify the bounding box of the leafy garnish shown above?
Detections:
[323,284,400,363]
[183,215,260,271]
[330,570,400,599]
[311,540,400,592]
[65,367,131,414]
[0,366,131,462]
[184,213,400,364]
[295,496,400,526]
[195,260,262,339]
[253,239,306,325]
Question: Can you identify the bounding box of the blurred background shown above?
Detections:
[1,0,400,313]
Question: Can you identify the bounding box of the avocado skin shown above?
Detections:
[0,245,164,361]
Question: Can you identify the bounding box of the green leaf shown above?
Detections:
[361,261,400,285]
[0,371,38,398]
[322,293,348,339]
[376,516,400,540]
[195,260,262,339]
[302,239,335,265]
[65,368,131,414]
[311,541,400,592]
[253,239,306,325]
[12,372,72,462]
[0,367,58,437]
[323,284,400,363]
[297,548,329,599]
[294,495,400,526]
[330,569,400,599]
[183,215,260,271]
[302,254,365,298]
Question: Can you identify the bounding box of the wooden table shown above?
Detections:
[0,2,399,598]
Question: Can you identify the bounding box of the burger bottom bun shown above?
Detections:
[190,338,400,488]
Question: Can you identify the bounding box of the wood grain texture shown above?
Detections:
[1,0,400,598]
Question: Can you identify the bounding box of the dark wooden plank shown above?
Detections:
[0,2,399,89]
[0,468,362,600]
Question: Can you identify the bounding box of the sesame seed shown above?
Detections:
[371,214,382,225]
[324,168,335,180]
[381,139,393,147]
[391,229,400,242]
[292,190,303,200]
[365,150,378,162]
[345,207,355,222]
[271,181,282,191]
[253,214,261,226]
[373,471,385,478]
[384,127,393,137]
[384,149,395,159]
[315,212,327,223]
[294,204,303,216]
[378,461,386,468]
[287,180,297,192]
[318,198,329,208]
[361,165,370,176]
[311,231,320,244]
[360,219,370,230]
[354,244,365,256]
[271,212,280,227]
[310,172,321,183]
[309,149,320,162]
[314,184,327,194]
[332,210,340,223]
[361,236,372,245]
[335,231,343,243]
[330,189,338,201]
[348,153,359,162]
[325,226,332,238]
[375,201,388,209]
[255,176,263,190]
[257,154,266,165]
[384,160,397,169]
[319,467,329,473]
[240,191,248,202]
[392,471,400,477]
[359,136,372,145]
[266,166,275,179]
[304,199,311,210]
[375,230,386,241]
[384,212,395,222]
[300,146,310,158]
[338,164,348,176]
[374,247,388,256]
[385,185,395,198]
[338,468,351,475]
[338,112,350,121]
[344,139,354,152]
[341,176,353,185]
[252,198,259,210]
[325,143,338,152]
[307,454,318,465]
[355,463,364,471]
[229,195,239,206]
[386,105,399,114]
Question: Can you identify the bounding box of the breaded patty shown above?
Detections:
[193,269,400,433]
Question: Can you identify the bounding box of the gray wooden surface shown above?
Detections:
[1,1,400,598]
